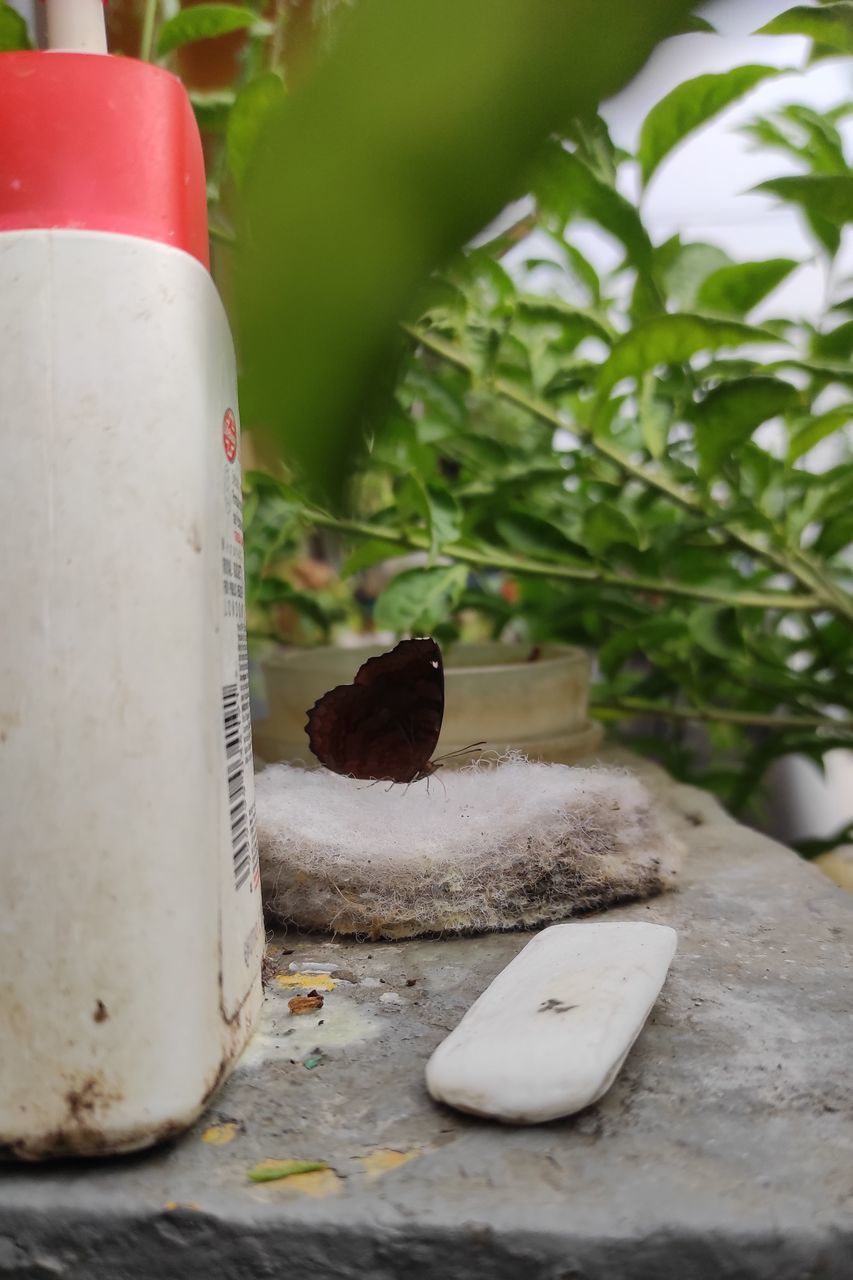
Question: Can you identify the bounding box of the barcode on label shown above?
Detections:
[237,630,260,884]
[223,681,251,889]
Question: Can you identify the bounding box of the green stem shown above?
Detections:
[404,324,853,622]
[592,697,851,732]
[308,510,820,612]
[139,0,158,62]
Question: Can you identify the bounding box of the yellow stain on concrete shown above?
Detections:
[275,973,337,992]
[264,1167,343,1197]
[201,1122,239,1146]
[359,1148,422,1179]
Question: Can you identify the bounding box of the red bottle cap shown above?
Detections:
[0,52,209,269]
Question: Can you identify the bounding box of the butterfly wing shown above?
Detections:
[305,638,444,782]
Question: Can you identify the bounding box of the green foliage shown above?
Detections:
[757,3,853,54]
[156,4,266,58]
[144,2,853,826]
[0,2,31,50]
[638,65,782,187]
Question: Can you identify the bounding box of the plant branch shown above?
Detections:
[404,323,853,622]
[139,0,158,62]
[591,697,852,732]
[307,510,820,611]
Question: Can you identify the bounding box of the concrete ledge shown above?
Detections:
[2,751,852,1279]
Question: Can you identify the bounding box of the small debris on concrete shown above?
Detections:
[288,992,324,1016]
[247,1159,328,1184]
[380,992,404,1006]
[201,1122,239,1146]
[330,968,356,983]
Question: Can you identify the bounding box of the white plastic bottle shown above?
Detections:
[0,1,263,1158]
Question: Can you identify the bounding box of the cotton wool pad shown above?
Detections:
[254,758,683,939]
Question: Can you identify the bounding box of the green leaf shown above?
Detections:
[341,539,408,577]
[494,511,590,563]
[660,240,732,309]
[757,4,853,54]
[374,564,467,633]
[638,372,670,459]
[639,66,782,187]
[189,89,237,131]
[754,175,853,226]
[0,2,31,50]
[696,258,798,318]
[687,606,740,661]
[813,318,853,361]
[786,407,852,463]
[692,375,802,474]
[248,1160,329,1184]
[399,474,462,560]
[157,4,262,57]
[423,484,462,558]
[596,314,778,397]
[238,0,697,499]
[227,72,285,189]
[670,15,716,34]
[536,146,653,271]
[584,504,640,554]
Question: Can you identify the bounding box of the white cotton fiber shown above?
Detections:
[254,757,683,939]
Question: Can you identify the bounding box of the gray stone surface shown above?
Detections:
[1,751,852,1279]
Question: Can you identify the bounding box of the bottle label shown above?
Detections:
[219,408,262,1014]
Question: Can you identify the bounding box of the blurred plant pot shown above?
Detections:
[252,641,603,768]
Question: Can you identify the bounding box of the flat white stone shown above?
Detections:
[425,921,677,1124]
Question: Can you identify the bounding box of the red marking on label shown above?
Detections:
[233,530,244,546]
[223,409,238,463]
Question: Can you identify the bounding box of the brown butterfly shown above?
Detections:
[306,637,475,784]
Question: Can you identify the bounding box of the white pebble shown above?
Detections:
[379,992,404,1005]
[288,960,337,974]
[425,921,677,1124]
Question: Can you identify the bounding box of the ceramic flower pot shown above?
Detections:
[252,641,602,767]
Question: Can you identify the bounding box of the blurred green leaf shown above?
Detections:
[638,66,782,187]
[239,0,695,501]
[692,375,802,474]
[671,15,717,34]
[696,258,798,317]
[584,504,640,554]
[0,2,31,50]
[341,539,408,576]
[757,3,853,54]
[688,605,740,660]
[638,371,671,459]
[537,145,653,271]
[374,564,467,632]
[227,72,285,189]
[787,406,852,462]
[495,511,590,563]
[157,4,263,57]
[596,314,778,397]
[755,175,853,226]
[813,318,853,360]
[660,240,732,309]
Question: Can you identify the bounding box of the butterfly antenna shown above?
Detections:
[432,741,487,764]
